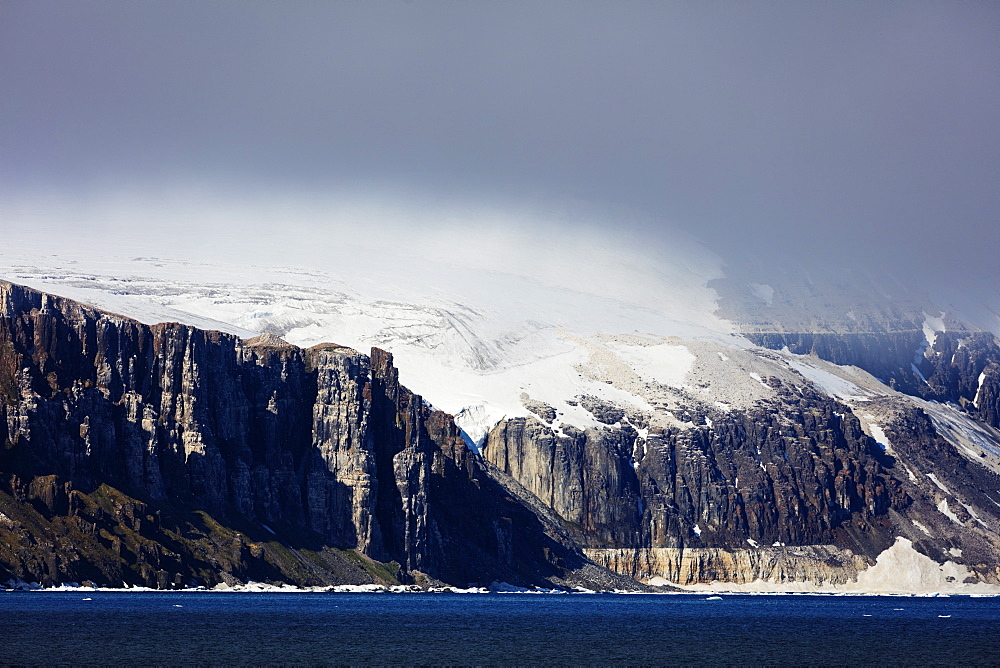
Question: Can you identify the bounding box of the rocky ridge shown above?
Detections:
[482,329,1000,588]
[0,280,625,589]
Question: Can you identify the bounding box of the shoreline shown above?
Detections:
[4,581,998,597]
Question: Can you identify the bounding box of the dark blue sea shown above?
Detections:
[1,591,998,665]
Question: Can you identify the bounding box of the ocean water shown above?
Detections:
[1,591,998,665]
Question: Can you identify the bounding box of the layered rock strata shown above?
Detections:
[0,281,603,589]
[486,387,905,556]
[585,544,869,586]
[484,358,1000,586]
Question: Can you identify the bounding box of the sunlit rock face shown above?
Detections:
[485,386,906,554]
[584,545,871,586]
[0,280,616,589]
[478,269,1000,588]
[482,319,1000,588]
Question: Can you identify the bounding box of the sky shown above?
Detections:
[2,0,999,304]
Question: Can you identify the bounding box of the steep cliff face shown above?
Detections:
[858,396,1000,578]
[976,362,1000,430]
[485,386,905,558]
[0,281,601,588]
[484,419,642,547]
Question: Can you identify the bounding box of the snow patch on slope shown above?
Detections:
[922,311,946,348]
[858,414,894,454]
[937,499,963,525]
[915,399,1000,476]
[600,340,695,387]
[785,357,871,401]
[974,371,987,408]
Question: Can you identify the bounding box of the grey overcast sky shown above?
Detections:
[1,1,998,294]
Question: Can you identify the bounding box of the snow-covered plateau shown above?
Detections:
[0,223,739,447]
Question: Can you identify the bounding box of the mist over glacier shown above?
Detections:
[0,189,740,443]
[4,183,998,335]
[0,188,732,334]
[2,0,999,453]
[5,183,999,452]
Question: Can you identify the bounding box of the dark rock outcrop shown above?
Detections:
[748,331,930,395]
[579,396,626,425]
[485,386,906,560]
[976,363,1000,430]
[0,280,601,588]
[519,393,556,423]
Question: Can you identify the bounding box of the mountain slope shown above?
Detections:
[4,234,1000,592]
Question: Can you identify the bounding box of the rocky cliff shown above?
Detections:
[0,280,620,589]
[486,386,905,555]
[483,338,1000,587]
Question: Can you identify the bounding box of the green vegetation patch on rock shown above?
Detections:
[0,475,390,589]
